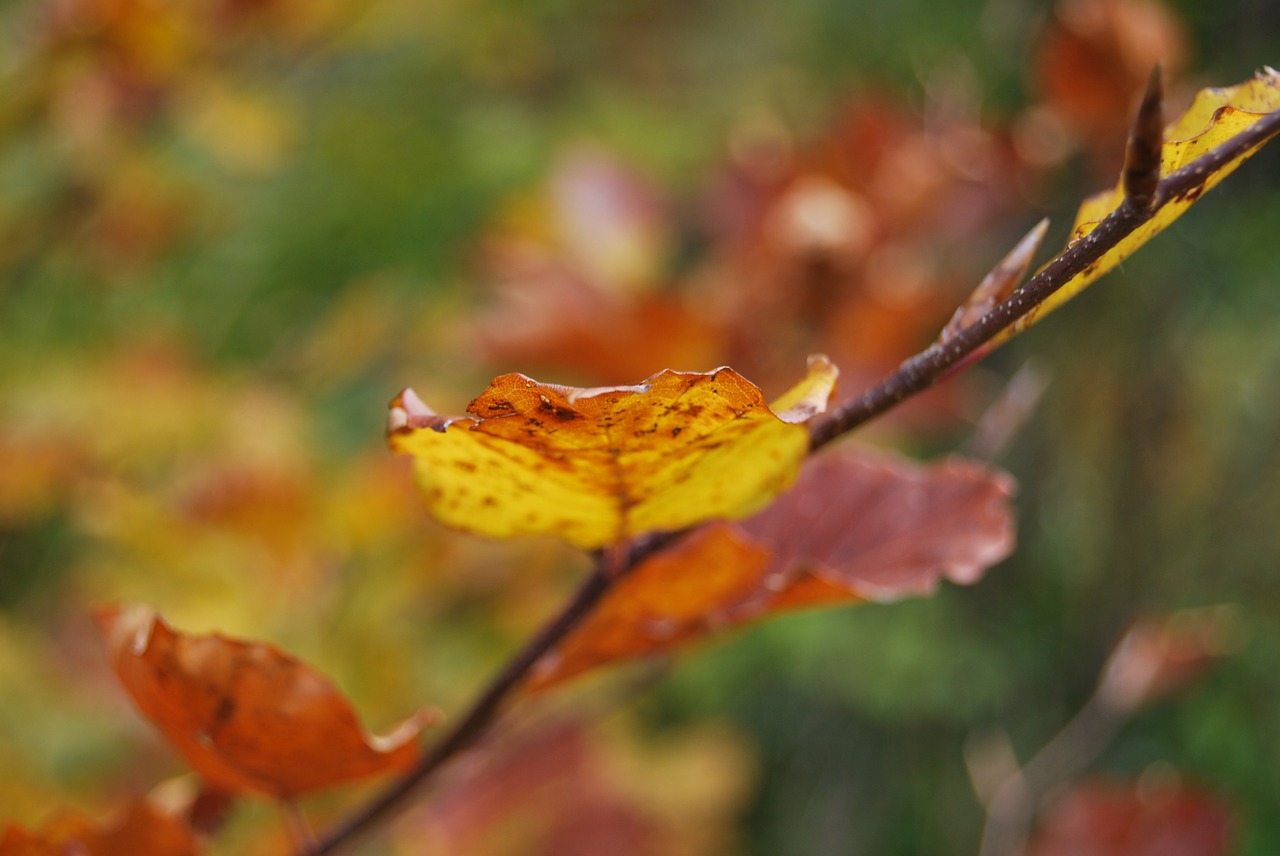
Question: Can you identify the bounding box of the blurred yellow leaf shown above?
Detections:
[388,356,837,549]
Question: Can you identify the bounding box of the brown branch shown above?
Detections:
[1123,66,1165,213]
[305,97,1280,856]
[810,93,1280,452]
[306,560,616,854]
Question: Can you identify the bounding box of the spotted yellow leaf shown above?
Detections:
[388,356,838,549]
[999,68,1280,341]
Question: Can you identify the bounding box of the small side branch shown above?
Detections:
[1123,66,1165,214]
[305,560,616,855]
[809,98,1280,452]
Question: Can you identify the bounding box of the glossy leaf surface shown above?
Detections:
[389,357,837,549]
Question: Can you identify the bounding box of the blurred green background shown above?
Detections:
[1,0,1278,853]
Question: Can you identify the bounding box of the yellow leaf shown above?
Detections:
[388,355,838,549]
[1000,69,1280,340]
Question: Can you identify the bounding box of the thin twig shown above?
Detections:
[306,96,1280,855]
[810,94,1280,451]
[306,561,615,854]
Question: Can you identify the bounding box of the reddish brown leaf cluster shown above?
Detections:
[530,447,1016,689]
[476,97,1033,413]
[705,97,1028,376]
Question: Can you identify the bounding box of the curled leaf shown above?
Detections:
[389,356,838,549]
[96,605,435,799]
[530,447,1015,689]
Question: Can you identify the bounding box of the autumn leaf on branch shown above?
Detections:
[0,799,201,856]
[812,68,1280,448]
[964,68,1280,356]
[96,605,438,800]
[388,355,838,549]
[528,447,1016,690]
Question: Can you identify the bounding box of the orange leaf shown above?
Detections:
[96,605,434,798]
[0,800,200,856]
[528,524,773,689]
[389,356,838,549]
[529,448,1016,689]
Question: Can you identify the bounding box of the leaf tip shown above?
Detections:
[771,354,839,424]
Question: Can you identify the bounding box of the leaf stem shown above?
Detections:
[306,100,1280,856]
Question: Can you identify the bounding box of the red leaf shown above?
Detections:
[745,447,1017,602]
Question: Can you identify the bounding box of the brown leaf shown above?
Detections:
[529,447,1016,689]
[939,218,1048,345]
[96,605,435,798]
[0,800,201,856]
[745,448,1017,602]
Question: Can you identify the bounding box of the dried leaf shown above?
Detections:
[388,356,838,549]
[96,605,434,798]
[0,800,201,856]
[940,219,1048,344]
[529,448,1015,689]
[745,448,1017,602]
[1001,69,1280,341]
